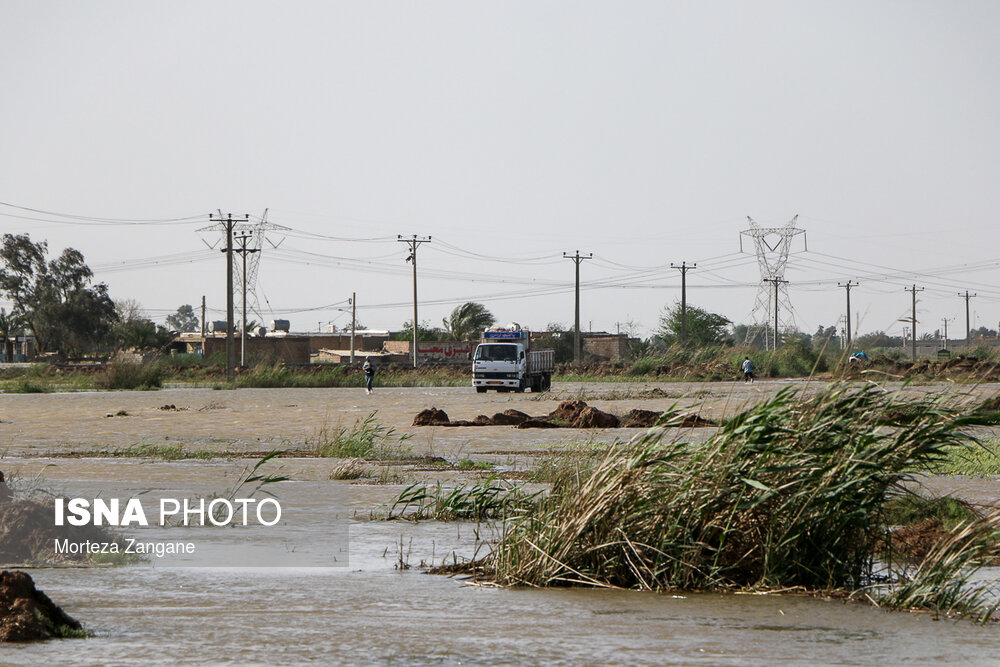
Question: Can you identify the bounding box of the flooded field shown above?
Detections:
[3,380,1000,664]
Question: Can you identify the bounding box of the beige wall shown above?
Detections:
[200,336,311,364]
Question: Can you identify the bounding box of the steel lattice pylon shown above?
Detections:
[740,215,805,349]
[198,209,289,327]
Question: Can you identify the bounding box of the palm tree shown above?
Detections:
[443,302,495,341]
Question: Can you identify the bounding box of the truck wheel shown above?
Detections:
[542,375,551,391]
[476,387,487,393]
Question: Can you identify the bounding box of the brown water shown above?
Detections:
[3,382,1000,665]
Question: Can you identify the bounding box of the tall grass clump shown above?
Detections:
[313,411,412,459]
[386,475,540,521]
[488,383,1000,617]
[95,360,163,390]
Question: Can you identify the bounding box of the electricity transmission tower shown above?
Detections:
[740,215,805,349]
[198,209,289,327]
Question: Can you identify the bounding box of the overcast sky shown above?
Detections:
[2,1,998,340]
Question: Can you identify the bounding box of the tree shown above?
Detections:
[114,299,173,351]
[0,234,118,356]
[442,302,495,341]
[166,304,199,333]
[534,322,576,363]
[656,303,731,346]
[393,320,446,342]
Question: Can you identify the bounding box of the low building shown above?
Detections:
[170,333,311,365]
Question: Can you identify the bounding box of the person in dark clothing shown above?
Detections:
[363,357,376,394]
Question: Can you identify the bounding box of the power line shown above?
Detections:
[0,201,207,225]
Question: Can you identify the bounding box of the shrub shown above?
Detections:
[95,361,163,390]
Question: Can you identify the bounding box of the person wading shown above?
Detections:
[741,356,755,384]
[363,356,376,394]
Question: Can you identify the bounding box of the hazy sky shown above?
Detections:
[2,1,999,339]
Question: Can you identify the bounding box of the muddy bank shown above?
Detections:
[412,400,716,429]
[0,472,118,566]
[0,570,82,641]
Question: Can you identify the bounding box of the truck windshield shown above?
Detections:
[475,345,517,362]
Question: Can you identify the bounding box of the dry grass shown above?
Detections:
[476,382,1000,619]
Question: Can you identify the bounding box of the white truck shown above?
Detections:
[472,328,554,393]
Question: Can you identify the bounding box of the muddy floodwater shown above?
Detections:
[3,381,1000,665]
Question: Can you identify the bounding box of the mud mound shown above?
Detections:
[890,519,950,562]
[621,409,663,428]
[412,402,710,429]
[572,407,620,429]
[548,400,588,423]
[412,408,450,426]
[0,570,82,642]
[0,491,121,566]
[491,409,531,426]
[0,501,103,564]
[677,412,717,428]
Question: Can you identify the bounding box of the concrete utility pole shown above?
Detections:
[563,250,593,362]
[763,277,789,351]
[838,281,858,351]
[398,235,431,368]
[350,292,356,364]
[200,295,206,336]
[942,317,954,351]
[233,232,260,367]
[671,262,696,346]
[210,212,249,381]
[959,291,977,347]
[905,285,924,362]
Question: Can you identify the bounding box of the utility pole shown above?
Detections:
[670,262,696,346]
[763,277,788,351]
[233,232,260,367]
[350,292,356,364]
[942,317,954,351]
[838,281,858,351]
[959,291,977,347]
[563,250,593,362]
[905,285,924,362]
[200,295,206,336]
[398,235,431,368]
[211,212,249,382]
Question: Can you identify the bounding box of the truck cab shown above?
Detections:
[472,329,552,393]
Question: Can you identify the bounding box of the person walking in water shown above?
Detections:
[741,356,755,384]
[363,356,376,394]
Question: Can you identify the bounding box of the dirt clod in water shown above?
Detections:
[676,412,717,427]
[621,409,664,427]
[890,519,951,562]
[548,400,588,423]
[412,408,450,426]
[491,409,530,425]
[572,406,620,429]
[0,570,83,642]
[412,401,713,429]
